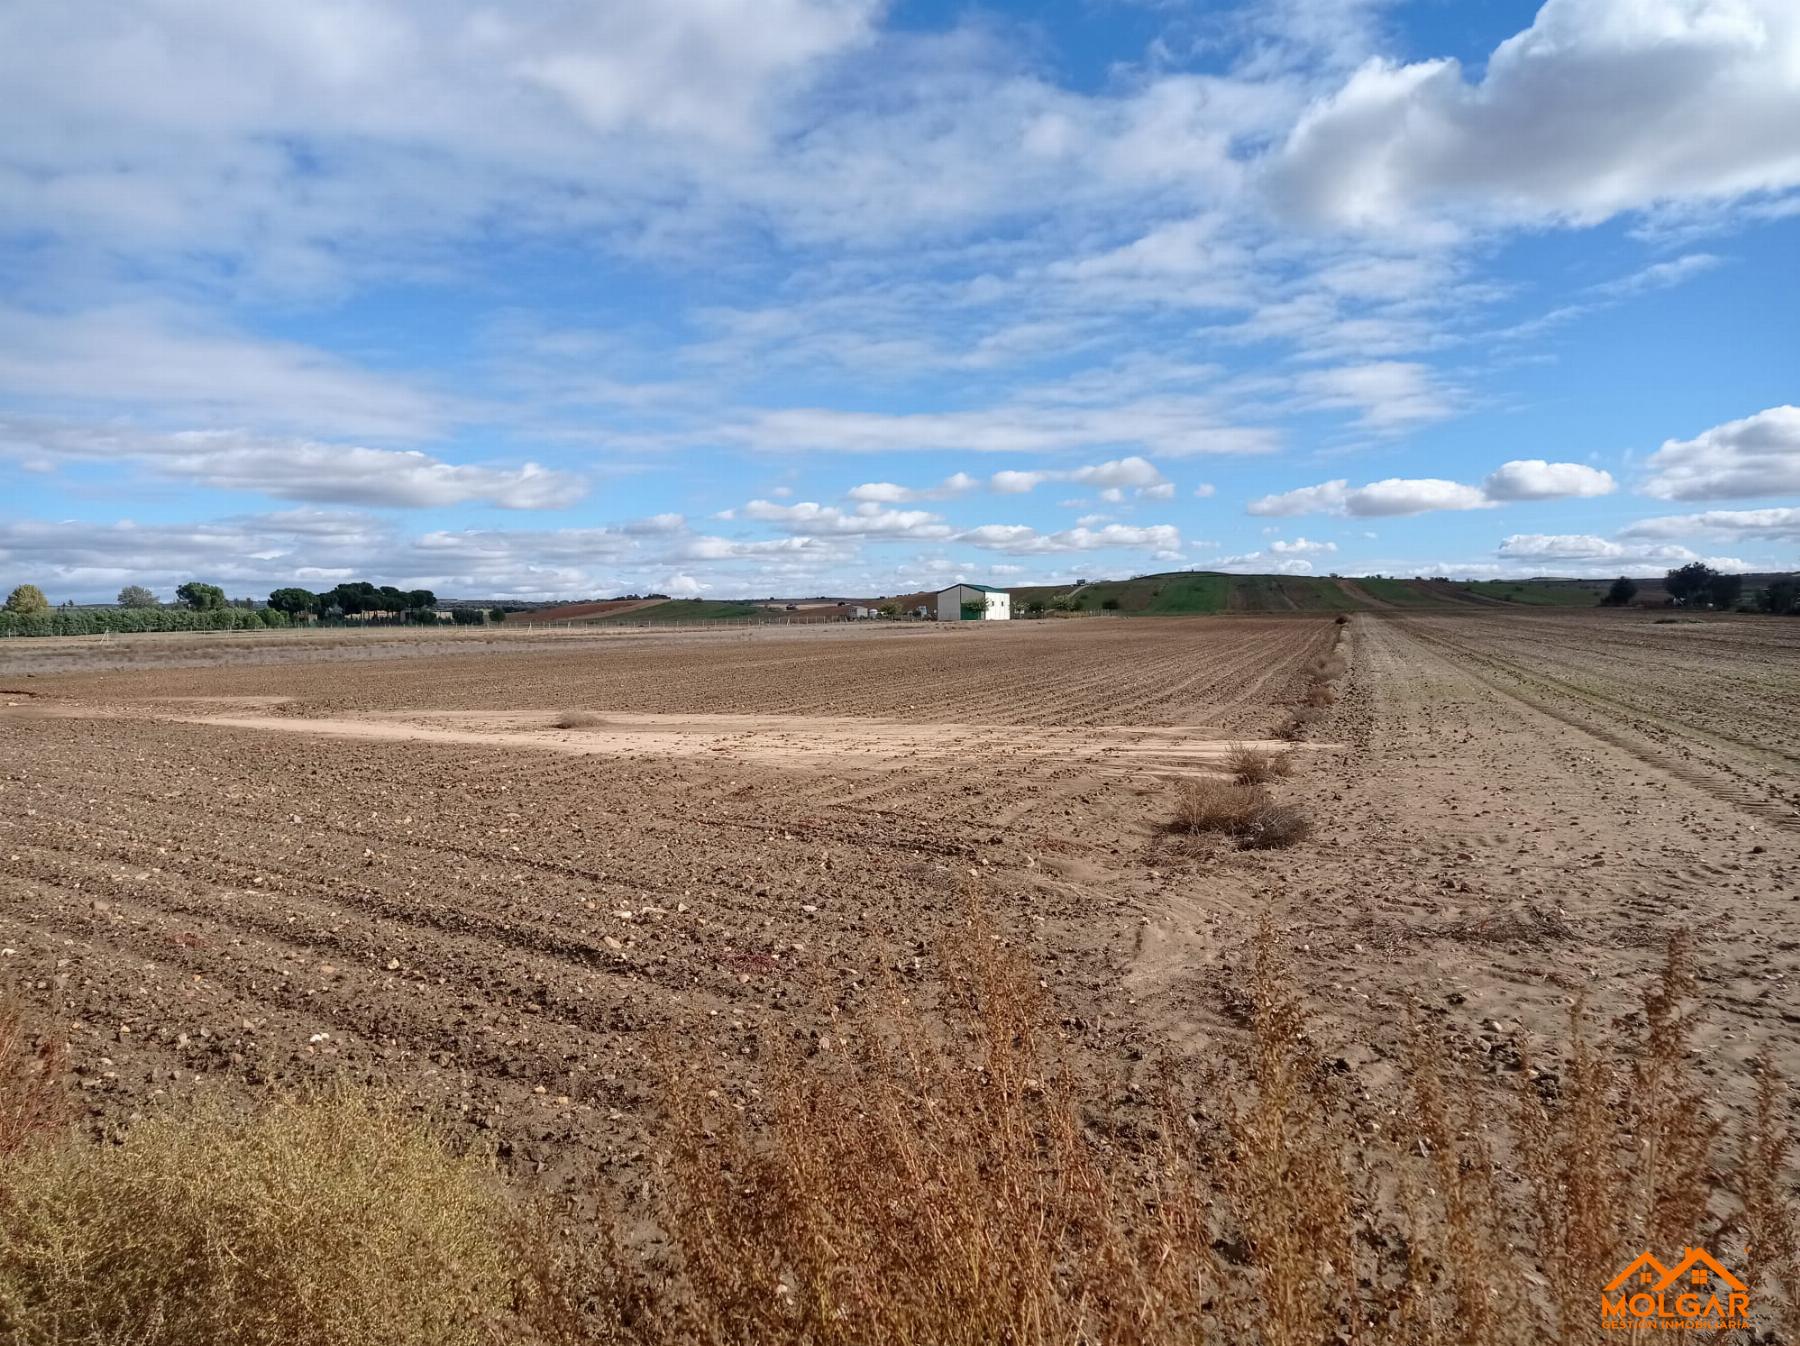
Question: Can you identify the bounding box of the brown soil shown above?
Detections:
[4,611,1798,1203]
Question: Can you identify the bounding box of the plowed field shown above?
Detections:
[5,610,1799,1199]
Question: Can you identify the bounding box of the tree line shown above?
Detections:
[0,579,512,637]
[1601,564,1797,613]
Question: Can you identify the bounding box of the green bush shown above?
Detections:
[0,606,276,637]
[0,1092,519,1346]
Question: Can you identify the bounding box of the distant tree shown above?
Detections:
[1101,597,1121,611]
[1663,562,1718,607]
[4,584,49,615]
[1757,576,1799,614]
[1708,572,1743,610]
[176,581,226,611]
[405,589,436,611]
[488,607,507,624]
[324,581,379,615]
[268,587,319,619]
[1601,576,1638,607]
[451,608,485,626]
[117,584,158,609]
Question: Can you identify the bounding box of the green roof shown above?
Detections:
[938,583,1006,593]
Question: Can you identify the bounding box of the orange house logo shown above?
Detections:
[1601,1248,1749,1331]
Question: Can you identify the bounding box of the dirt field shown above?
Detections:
[4,611,1799,1202]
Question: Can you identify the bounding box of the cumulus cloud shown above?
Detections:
[846,472,978,503]
[1481,459,1616,501]
[1268,536,1337,555]
[737,499,953,539]
[956,522,1182,556]
[1641,405,1800,500]
[1250,457,1615,517]
[1497,532,1749,573]
[1271,0,1800,229]
[1218,550,1317,574]
[0,420,581,509]
[986,456,1171,498]
[1620,506,1800,543]
[1248,477,1489,517]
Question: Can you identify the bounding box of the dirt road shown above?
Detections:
[1126,612,1800,1117]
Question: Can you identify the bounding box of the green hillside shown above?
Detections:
[1012,571,1491,615]
[1460,579,1611,607]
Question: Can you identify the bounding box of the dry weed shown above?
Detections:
[1227,744,1293,786]
[0,1000,67,1164]
[0,1090,518,1346]
[552,710,608,729]
[5,912,1794,1346]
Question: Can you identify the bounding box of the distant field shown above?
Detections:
[592,599,765,622]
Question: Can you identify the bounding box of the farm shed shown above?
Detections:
[936,583,1010,621]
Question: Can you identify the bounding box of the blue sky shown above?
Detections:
[1,0,1797,602]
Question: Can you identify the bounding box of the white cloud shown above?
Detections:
[1620,506,1800,543]
[737,499,953,540]
[1481,459,1616,501]
[1268,536,1338,555]
[725,404,1279,459]
[0,420,581,509]
[956,522,1182,555]
[0,305,451,438]
[1193,483,1216,498]
[847,472,978,502]
[1641,405,1800,500]
[1497,532,1750,573]
[1271,0,1800,229]
[988,456,1171,499]
[1218,549,1317,574]
[1296,361,1453,430]
[1248,476,1490,517]
[1250,456,1616,517]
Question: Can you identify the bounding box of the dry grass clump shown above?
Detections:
[1230,800,1313,850]
[1274,705,1321,741]
[552,710,608,729]
[0,1090,520,1346]
[1168,778,1312,849]
[1226,743,1293,785]
[0,1001,67,1163]
[1276,627,1350,740]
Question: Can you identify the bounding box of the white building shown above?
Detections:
[936,583,1010,621]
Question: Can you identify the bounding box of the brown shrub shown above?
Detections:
[1226,744,1293,786]
[1232,801,1312,850]
[1169,778,1311,850]
[1275,706,1321,741]
[1170,777,1265,834]
[0,999,67,1164]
